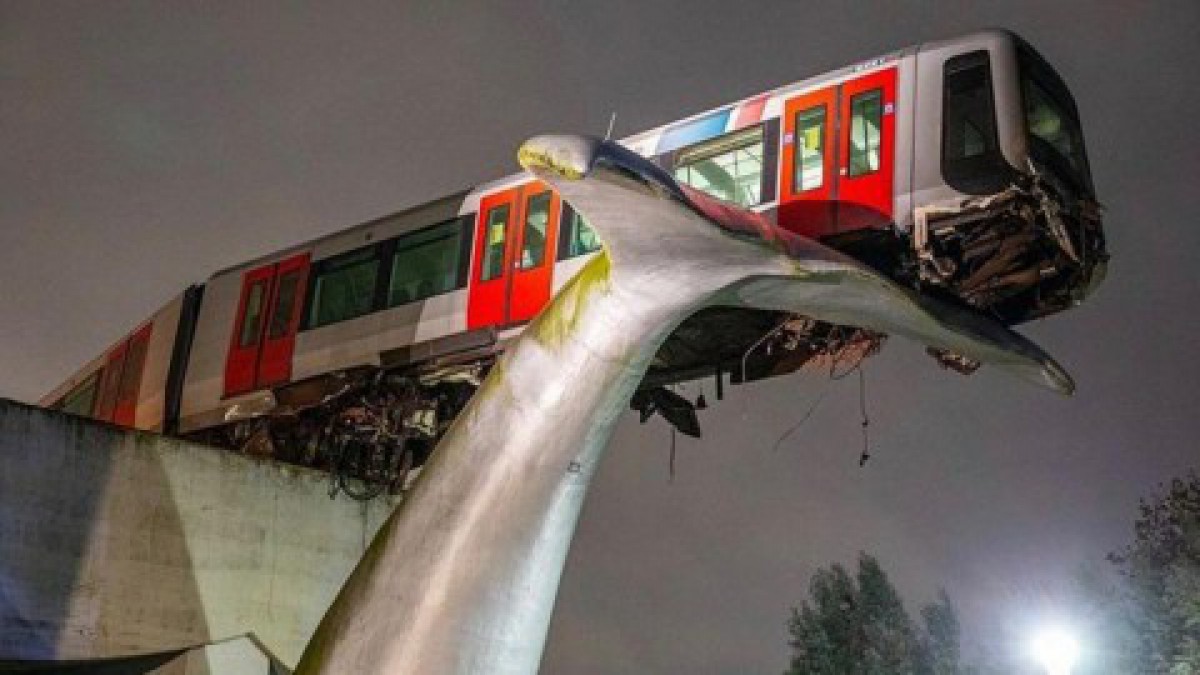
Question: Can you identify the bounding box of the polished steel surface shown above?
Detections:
[296,136,1070,674]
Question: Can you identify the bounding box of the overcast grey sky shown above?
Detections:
[2,1,1198,672]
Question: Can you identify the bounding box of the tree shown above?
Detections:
[1097,470,1200,674]
[784,553,963,675]
[921,590,962,675]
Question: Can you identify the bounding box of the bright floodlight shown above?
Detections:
[1032,627,1080,675]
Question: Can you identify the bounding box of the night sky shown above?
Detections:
[2,2,1198,672]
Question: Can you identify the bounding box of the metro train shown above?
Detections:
[42,29,1106,493]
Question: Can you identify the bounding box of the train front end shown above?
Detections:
[911,31,1107,326]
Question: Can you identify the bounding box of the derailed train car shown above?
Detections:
[42,30,1106,494]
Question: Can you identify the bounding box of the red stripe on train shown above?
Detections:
[733,94,768,129]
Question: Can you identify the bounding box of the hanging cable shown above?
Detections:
[858,367,871,467]
[668,427,677,482]
[771,386,829,452]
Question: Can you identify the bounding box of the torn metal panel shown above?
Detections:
[911,175,1107,325]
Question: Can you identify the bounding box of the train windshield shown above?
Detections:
[1019,48,1093,196]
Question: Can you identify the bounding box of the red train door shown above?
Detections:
[469,187,519,329]
[837,68,896,231]
[258,253,310,388]
[89,323,153,426]
[93,341,128,422]
[224,253,310,397]
[508,183,560,323]
[468,183,560,329]
[112,324,152,426]
[225,264,274,396]
[777,67,897,237]
[780,85,838,238]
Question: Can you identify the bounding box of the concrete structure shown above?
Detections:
[0,399,394,673]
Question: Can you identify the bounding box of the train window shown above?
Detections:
[1019,45,1092,196]
[1024,78,1083,174]
[558,205,601,260]
[308,247,380,328]
[793,105,827,191]
[61,373,99,417]
[942,51,1008,195]
[944,58,994,160]
[388,219,463,306]
[268,270,302,339]
[239,281,267,347]
[672,125,765,207]
[848,89,882,176]
[480,204,510,281]
[518,191,551,270]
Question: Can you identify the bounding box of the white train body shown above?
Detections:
[42,31,1105,452]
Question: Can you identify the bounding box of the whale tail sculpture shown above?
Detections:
[295,136,1071,674]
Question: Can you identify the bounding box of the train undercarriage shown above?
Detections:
[188,364,483,500]
[187,312,886,500]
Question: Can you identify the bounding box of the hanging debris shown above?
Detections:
[631,386,702,438]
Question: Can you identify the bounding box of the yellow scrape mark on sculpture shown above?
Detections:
[517,144,584,181]
[531,251,612,348]
[468,357,518,415]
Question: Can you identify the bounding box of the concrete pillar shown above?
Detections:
[0,399,394,671]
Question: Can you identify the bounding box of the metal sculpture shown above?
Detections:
[295,135,1070,674]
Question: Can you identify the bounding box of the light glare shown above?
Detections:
[1031,627,1080,675]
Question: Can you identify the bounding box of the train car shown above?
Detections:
[43,30,1106,494]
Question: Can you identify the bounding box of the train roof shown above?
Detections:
[209,189,472,278]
